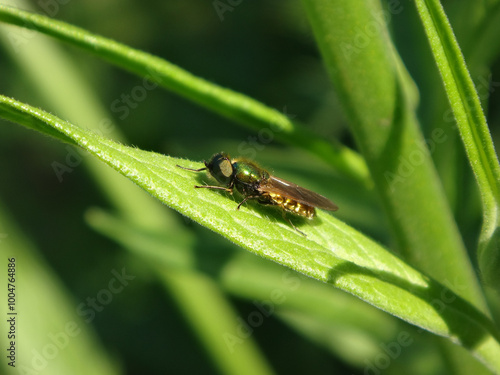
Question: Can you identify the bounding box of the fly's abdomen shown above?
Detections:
[266,192,315,219]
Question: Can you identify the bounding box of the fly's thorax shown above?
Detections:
[232,160,269,185]
[232,160,269,196]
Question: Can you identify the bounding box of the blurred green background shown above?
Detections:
[0,0,499,374]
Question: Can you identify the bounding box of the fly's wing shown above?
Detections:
[260,176,338,211]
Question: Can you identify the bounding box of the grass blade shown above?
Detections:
[300,0,487,311]
[413,0,500,289]
[0,203,120,375]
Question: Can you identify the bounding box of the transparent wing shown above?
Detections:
[259,176,338,211]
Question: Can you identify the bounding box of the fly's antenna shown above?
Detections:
[176,165,207,172]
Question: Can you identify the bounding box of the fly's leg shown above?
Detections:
[236,195,262,210]
[282,212,307,237]
[237,196,307,236]
[194,185,233,193]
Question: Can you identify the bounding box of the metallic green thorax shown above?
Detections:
[232,160,269,185]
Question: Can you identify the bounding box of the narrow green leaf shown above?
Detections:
[160,271,276,375]
[299,1,497,370]
[413,0,500,289]
[85,208,275,375]
[1,95,500,371]
[0,203,120,375]
[0,4,368,184]
[300,0,487,313]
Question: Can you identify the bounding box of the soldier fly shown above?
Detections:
[177,152,338,236]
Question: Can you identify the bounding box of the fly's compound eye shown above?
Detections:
[220,158,233,176]
[206,153,234,186]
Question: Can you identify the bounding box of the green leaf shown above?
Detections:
[2,94,500,372]
[85,208,276,375]
[0,202,120,375]
[413,0,500,289]
[299,0,487,314]
[0,4,368,185]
